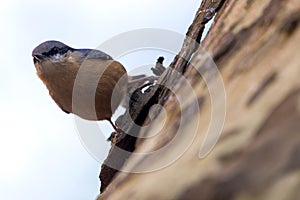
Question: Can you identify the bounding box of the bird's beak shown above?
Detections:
[32,53,45,63]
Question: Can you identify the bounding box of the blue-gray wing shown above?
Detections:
[78,49,113,60]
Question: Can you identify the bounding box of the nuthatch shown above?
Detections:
[32,40,127,130]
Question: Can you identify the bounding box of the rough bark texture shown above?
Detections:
[98,0,300,199]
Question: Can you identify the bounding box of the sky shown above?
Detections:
[0,0,201,199]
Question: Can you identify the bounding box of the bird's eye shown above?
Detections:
[51,47,59,55]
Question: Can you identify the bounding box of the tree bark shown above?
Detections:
[98,0,300,199]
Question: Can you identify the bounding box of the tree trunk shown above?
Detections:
[98,0,300,199]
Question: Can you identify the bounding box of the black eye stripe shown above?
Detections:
[43,46,72,57]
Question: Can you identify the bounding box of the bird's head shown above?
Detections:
[33,40,113,65]
[32,40,73,64]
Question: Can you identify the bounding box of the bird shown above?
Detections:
[32,40,128,131]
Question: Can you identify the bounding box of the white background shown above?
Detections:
[0,0,201,199]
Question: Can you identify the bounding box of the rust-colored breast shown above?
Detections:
[71,59,128,120]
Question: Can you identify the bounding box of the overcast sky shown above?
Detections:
[0,0,201,199]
